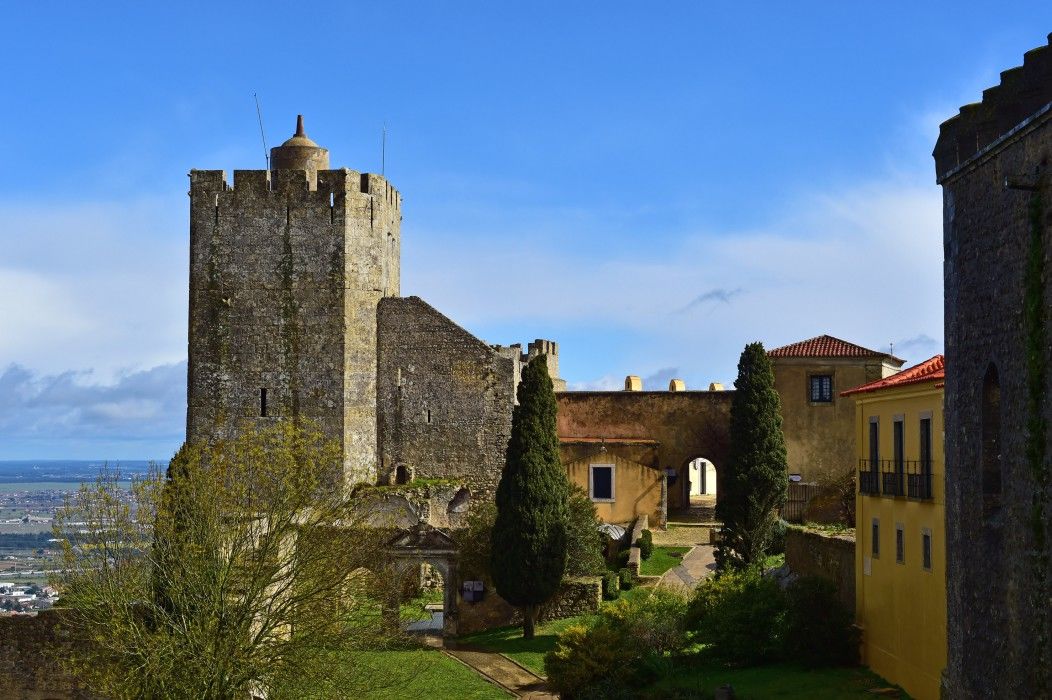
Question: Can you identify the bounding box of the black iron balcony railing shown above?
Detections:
[858,459,935,500]
[858,469,880,495]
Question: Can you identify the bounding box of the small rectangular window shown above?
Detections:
[922,529,933,571]
[868,418,879,468]
[896,524,905,564]
[809,375,833,403]
[920,417,933,474]
[589,464,615,502]
[871,518,880,558]
[260,388,268,417]
[893,418,905,474]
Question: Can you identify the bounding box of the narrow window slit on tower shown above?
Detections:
[214,194,219,224]
[260,388,268,417]
[426,409,431,424]
[286,206,291,225]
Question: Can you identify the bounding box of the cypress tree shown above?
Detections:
[491,355,569,639]
[716,341,789,571]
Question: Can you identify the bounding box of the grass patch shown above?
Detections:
[647,659,909,699]
[764,553,786,569]
[458,589,657,675]
[302,649,510,699]
[456,615,585,675]
[801,522,855,537]
[400,588,443,622]
[639,546,691,576]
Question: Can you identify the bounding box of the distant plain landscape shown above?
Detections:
[0,460,160,485]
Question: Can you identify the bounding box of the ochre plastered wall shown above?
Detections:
[564,452,663,525]
[772,357,899,483]
[555,391,733,511]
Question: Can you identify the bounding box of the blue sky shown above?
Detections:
[2,3,1051,459]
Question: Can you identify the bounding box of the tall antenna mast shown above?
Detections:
[381,122,387,177]
[254,93,270,170]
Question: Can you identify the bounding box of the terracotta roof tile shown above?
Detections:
[840,355,945,396]
[768,334,902,362]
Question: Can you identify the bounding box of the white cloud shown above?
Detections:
[0,361,185,454]
[0,197,187,379]
[405,176,944,388]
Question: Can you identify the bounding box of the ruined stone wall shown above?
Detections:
[377,296,515,504]
[555,391,734,510]
[784,525,855,615]
[0,611,98,700]
[456,577,602,635]
[187,168,400,487]
[936,33,1052,698]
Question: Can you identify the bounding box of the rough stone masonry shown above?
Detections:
[187,116,562,501]
[935,32,1052,699]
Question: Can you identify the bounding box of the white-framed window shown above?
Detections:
[589,464,615,502]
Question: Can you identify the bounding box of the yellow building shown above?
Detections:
[843,355,946,700]
[562,449,664,526]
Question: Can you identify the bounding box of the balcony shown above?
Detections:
[858,459,934,500]
[858,468,880,495]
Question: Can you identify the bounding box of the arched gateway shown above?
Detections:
[386,525,459,636]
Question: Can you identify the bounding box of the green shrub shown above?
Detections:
[618,567,634,590]
[544,623,635,699]
[766,518,787,556]
[639,529,654,560]
[602,571,621,600]
[545,589,688,698]
[685,567,786,665]
[566,486,607,577]
[783,575,859,667]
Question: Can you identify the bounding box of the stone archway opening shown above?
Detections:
[674,455,720,525]
[399,563,446,635]
[385,525,459,638]
[688,457,718,498]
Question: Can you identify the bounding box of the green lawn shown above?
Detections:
[640,546,691,576]
[457,587,655,676]
[645,660,909,699]
[456,615,586,675]
[281,649,511,699]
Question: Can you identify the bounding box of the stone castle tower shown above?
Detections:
[187,116,401,487]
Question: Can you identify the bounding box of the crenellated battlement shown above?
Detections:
[189,168,402,209]
[934,33,1052,180]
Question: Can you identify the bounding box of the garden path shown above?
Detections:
[444,648,555,698]
[657,545,717,591]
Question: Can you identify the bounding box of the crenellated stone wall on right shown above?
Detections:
[935,32,1052,699]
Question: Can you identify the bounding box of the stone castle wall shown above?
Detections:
[187,168,400,487]
[936,33,1052,698]
[377,296,516,503]
[0,611,97,700]
[784,525,855,615]
[456,577,601,635]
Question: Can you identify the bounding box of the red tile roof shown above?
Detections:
[840,355,945,396]
[768,334,902,362]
